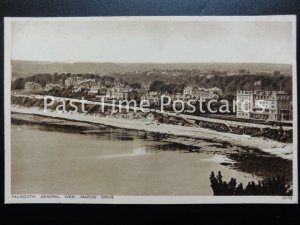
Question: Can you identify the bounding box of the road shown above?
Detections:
[13,94,292,130]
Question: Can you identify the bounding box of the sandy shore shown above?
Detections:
[11,106,293,160]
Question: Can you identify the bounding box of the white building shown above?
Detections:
[236,90,292,121]
[24,82,42,91]
[45,83,63,91]
[88,85,101,94]
[236,91,253,119]
[183,86,194,97]
[183,86,222,100]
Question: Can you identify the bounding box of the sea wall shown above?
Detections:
[11,95,293,143]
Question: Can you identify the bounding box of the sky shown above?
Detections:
[10,18,294,64]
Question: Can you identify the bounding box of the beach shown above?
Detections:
[11,106,293,160]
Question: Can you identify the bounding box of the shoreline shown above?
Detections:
[11,106,293,160]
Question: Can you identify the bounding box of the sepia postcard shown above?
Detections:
[4,16,298,204]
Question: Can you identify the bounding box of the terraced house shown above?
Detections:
[236,90,292,121]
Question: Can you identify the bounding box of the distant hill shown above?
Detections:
[11,60,292,78]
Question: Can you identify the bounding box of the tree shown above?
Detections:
[129,83,141,89]
[149,80,165,92]
[12,78,25,90]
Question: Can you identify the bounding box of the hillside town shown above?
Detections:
[18,72,293,123]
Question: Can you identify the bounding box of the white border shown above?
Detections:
[4,16,298,204]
